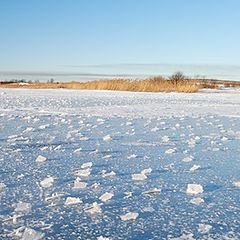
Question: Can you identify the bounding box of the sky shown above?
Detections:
[0,0,240,72]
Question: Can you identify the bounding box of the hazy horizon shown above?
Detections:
[1,63,240,82]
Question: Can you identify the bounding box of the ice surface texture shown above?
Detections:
[0,88,240,239]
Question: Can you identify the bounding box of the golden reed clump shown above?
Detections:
[0,76,200,93]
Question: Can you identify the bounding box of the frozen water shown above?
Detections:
[0,88,240,239]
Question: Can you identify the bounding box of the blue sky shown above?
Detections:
[0,0,240,71]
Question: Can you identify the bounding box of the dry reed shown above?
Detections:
[0,76,200,93]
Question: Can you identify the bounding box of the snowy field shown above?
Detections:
[0,88,240,240]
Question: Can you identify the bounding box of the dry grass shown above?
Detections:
[0,77,199,93]
[198,79,240,89]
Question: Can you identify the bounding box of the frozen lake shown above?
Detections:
[0,88,240,239]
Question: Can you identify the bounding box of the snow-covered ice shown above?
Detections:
[0,88,240,239]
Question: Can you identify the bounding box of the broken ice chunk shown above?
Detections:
[120,212,139,221]
[141,168,152,175]
[186,184,203,195]
[75,168,91,177]
[103,134,112,141]
[127,154,137,160]
[189,165,200,173]
[165,148,176,154]
[151,127,159,132]
[198,224,212,234]
[21,227,45,240]
[221,136,228,142]
[23,127,33,133]
[40,177,54,188]
[97,236,111,240]
[85,202,102,214]
[132,173,147,181]
[0,182,6,191]
[162,136,170,143]
[142,206,155,213]
[99,192,114,202]
[170,233,195,240]
[233,181,240,188]
[124,192,133,199]
[182,156,194,162]
[190,197,204,205]
[142,188,161,196]
[81,162,93,169]
[74,148,82,153]
[39,124,49,129]
[101,170,116,178]
[35,155,47,163]
[80,136,89,141]
[65,197,82,206]
[15,202,31,213]
[102,154,112,160]
[73,178,87,189]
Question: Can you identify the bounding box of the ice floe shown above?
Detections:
[35,155,47,163]
[127,154,137,160]
[85,202,102,214]
[120,212,139,221]
[81,161,93,169]
[99,192,114,202]
[189,165,200,173]
[21,227,45,240]
[142,188,161,196]
[65,197,82,206]
[73,178,87,189]
[186,184,204,195]
[190,197,204,205]
[132,173,147,181]
[40,176,54,188]
[198,223,212,234]
[233,181,240,188]
[14,202,31,213]
[165,148,176,154]
[75,168,91,177]
[103,134,112,141]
